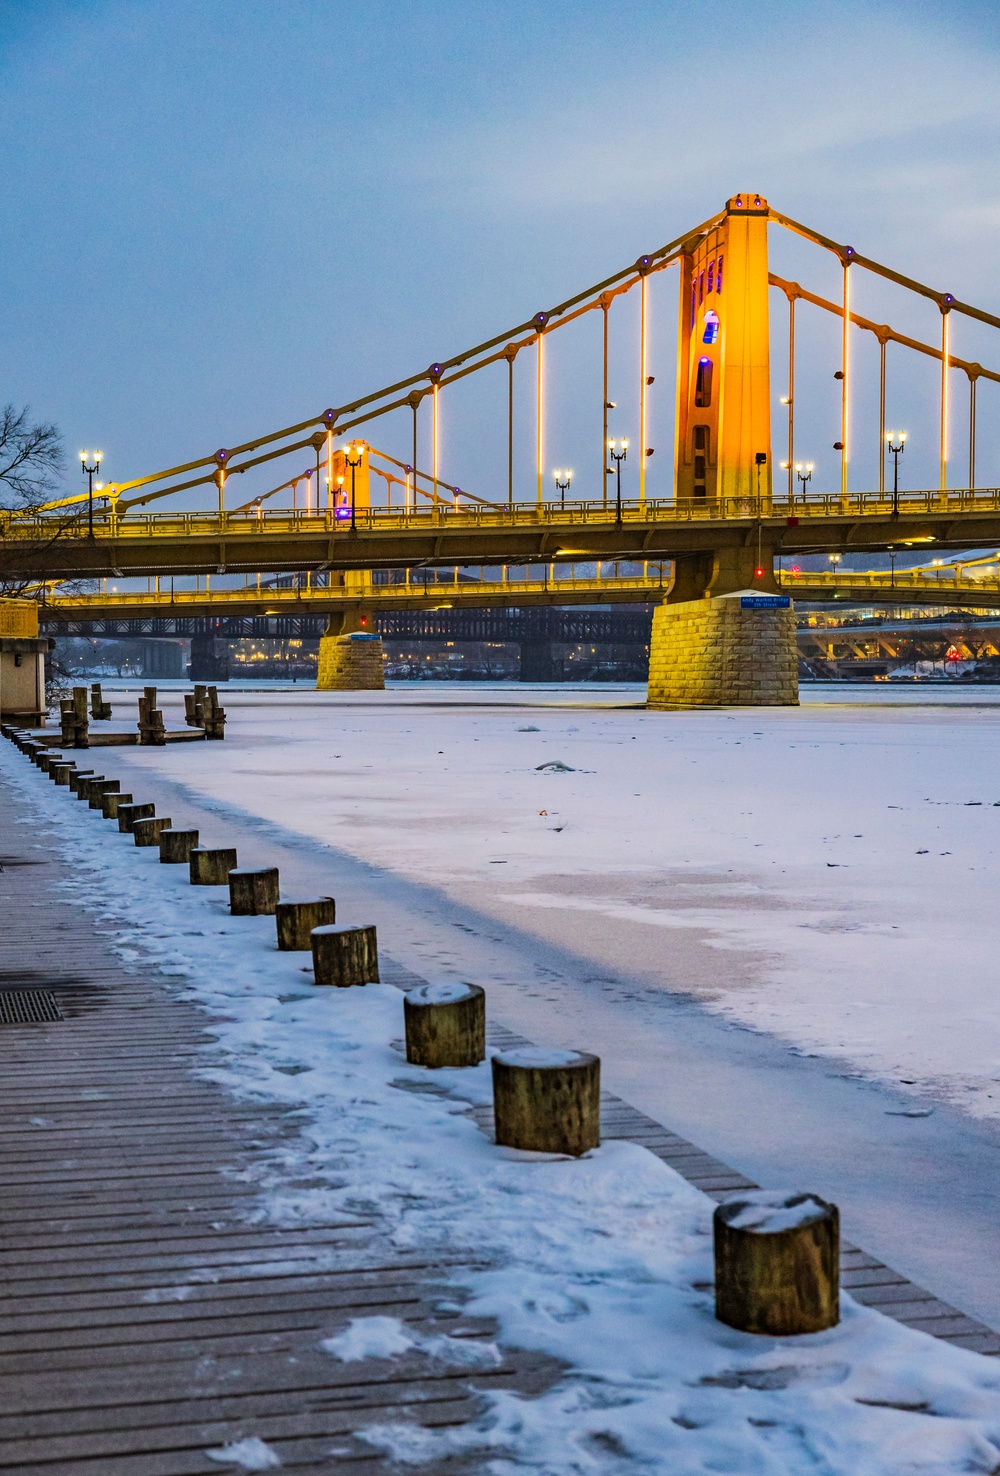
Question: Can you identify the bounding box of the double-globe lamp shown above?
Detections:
[78,449,103,538]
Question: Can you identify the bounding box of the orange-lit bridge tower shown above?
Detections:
[648,192,797,707]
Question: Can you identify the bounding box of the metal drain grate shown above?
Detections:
[0,990,63,1025]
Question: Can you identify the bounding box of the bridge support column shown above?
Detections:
[519,640,559,683]
[316,610,384,691]
[188,635,230,682]
[648,551,798,708]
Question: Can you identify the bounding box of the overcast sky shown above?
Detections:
[2,0,999,498]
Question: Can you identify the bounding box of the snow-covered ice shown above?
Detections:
[94,682,1000,1120]
[8,687,1000,1471]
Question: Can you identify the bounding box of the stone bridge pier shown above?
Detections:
[316,609,385,691]
[647,549,798,708]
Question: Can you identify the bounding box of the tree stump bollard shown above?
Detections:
[159,828,199,864]
[102,791,133,819]
[77,776,106,802]
[492,1048,600,1157]
[67,769,95,795]
[310,924,379,987]
[90,780,120,810]
[51,763,76,786]
[405,983,486,1068]
[189,846,238,885]
[229,867,279,916]
[37,752,62,775]
[134,816,172,847]
[713,1191,840,1336]
[275,897,336,951]
[118,802,154,834]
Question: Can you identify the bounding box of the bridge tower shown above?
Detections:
[648,191,798,707]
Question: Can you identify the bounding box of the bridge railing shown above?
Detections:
[780,569,1000,595]
[38,567,673,612]
[9,486,1000,540]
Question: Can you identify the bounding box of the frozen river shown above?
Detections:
[99,679,1000,1330]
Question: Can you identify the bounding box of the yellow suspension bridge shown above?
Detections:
[9,192,1000,704]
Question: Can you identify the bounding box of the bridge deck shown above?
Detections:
[0,764,997,1472]
[12,489,1000,582]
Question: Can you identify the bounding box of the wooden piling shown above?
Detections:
[189,846,238,885]
[492,1048,600,1157]
[137,687,166,746]
[310,924,379,987]
[90,682,112,720]
[102,791,133,819]
[51,763,76,786]
[713,1190,840,1336]
[60,687,89,748]
[118,802,155,834]
[76,776,106,802]
[275,897,336,951]
[159,828,199,864]
[228,867,279,916]
[133,816,172,847]
[405,982,486,1068]
[67,769,95,795]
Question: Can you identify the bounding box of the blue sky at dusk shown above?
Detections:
[2,0,999,499]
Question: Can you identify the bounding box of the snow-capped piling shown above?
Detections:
[51,763,75,786]
[133,816,171,847]
[159,828,199,864]
[229,867,280,916]
[310,924,379,987]
[76,774,105,802]
[102,790,132,819]
[89,780,120,809]
[189,846,238,886]
[36,750,60,774]
[117,801,154,834]
[404,982,486,1068]
[275,897,336,951]
[713,1190,840,1336]
[492,1047,600,1157]
[68,769,95,795]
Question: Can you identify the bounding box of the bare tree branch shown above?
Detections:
[0,403,64,508]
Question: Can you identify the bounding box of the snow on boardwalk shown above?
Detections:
[6,688,1000,1470]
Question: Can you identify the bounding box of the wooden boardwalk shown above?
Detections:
[0,742,997,1472]
[0,777,558,1474]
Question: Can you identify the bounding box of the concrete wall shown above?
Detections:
[316,633,385,691]
[0,641,47,722]
[647,595,798,708]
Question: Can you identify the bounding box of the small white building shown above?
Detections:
[0,601,51,726]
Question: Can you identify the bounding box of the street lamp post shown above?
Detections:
[553,468,572,509]
[607,439,628,523]
[343,442,364,532]
[795,461,814,502]
[886,431,907,517]
[79,449,103,538]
